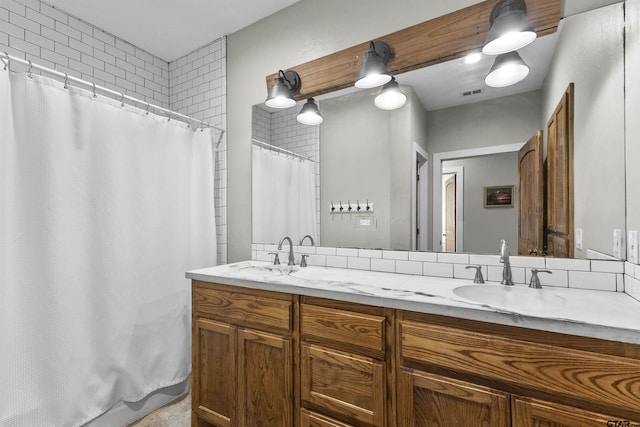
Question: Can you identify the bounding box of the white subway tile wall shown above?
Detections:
[169,38,227,264]
[626,261,640,301]
[253,244,630,294]
[1,0,169,107]
[2,0,228,264]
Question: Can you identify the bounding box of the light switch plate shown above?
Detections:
[575,228,583,251]
[629,231,639,264]
[613,229,622,259]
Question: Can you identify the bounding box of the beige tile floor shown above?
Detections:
[128,392,190,427]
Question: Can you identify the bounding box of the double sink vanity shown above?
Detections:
[187,260,640,427]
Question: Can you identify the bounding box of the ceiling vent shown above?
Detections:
[462,88,483,97]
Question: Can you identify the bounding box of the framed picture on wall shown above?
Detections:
[484,185,514,208]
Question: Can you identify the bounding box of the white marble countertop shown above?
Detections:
[186,260,640,345]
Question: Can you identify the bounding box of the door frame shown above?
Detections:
[432,143,524,252]
[412,143,429,251]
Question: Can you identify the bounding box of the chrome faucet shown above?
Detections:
[299,234,315,246]
[278,236,296,266]
[529,269,552,289]
[499,239,514,286]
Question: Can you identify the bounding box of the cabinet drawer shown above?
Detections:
[193,285,292,331]
[301,409,355,427]
[401,320,640,411]
[301,343,386,427]
[301,304,385,354]
[512,395,640,427]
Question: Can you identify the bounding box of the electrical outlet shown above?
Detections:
[629,231,639,264]
[613,229,622,259]
[575,228,583,251]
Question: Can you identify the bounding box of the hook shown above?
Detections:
[63,73,69,89]
[366,200,371,211]
[348,200,352,211]
[357,200,362,211]
[145,102,150,115]
[339,201,344,212]
[92,82,97,99]
[27,60,33,79]
[331,201,335,212]
[120,93,125,107]
[167,111,171,122]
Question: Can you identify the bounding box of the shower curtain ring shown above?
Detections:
[92,82,97,99]
[27,60,33,79]
[3,52,10,71]
[120,93,125,107]
[63,73,69,89]
[145,102,150,115]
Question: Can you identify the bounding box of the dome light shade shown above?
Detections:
[485,51,530,87]
[374,78,406,110]
[482,0,537,55]
[355,41,392,89]
[265,70,301,108]
[296,98,323,125]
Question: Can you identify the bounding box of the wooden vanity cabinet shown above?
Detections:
[300,297,393,427]
[397,311,640,427]
[191,281,298,427]
[191,279,640,426]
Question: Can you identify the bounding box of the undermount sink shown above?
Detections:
[453,284,567,314]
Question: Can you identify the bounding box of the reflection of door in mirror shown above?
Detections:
[547,83,574,258]
[444,175,456,253]
[518,130,544,256]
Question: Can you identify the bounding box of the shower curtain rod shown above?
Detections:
[252,138,315,163]
[1,52,225,134]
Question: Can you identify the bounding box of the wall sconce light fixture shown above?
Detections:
[374,77,407,110]
[355,41,392,89]
[265,69,301,108]
[482,0,537,55]
[296,98,323,125]
[485,51,530,87]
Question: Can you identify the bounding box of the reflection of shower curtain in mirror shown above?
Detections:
[0,71,217,426]
[252,146,318,244]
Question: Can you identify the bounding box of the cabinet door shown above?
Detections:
[398,369,510,427]
[301,343,386,427]
[192,318,236,427]
[513,396,640,427]
[237,327,293,427]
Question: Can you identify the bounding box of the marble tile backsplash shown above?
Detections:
[253,244,632,294]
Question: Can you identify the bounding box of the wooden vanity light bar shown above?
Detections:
[265,0,561,100]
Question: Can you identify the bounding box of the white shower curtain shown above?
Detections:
[0,70,217,426]
[252,146,318,244]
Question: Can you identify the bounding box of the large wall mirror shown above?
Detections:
[252,1,626,260]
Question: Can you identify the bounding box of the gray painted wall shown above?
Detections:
[626,0,640,254]
[319,86,427,249]
[542,3,625,258]
[444,152,519,254]
[426,91,542,154]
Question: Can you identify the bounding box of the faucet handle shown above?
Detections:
[529,268,552,289]
[268,252,281,265]
[465,265,485,283]
[300,254,309,267]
